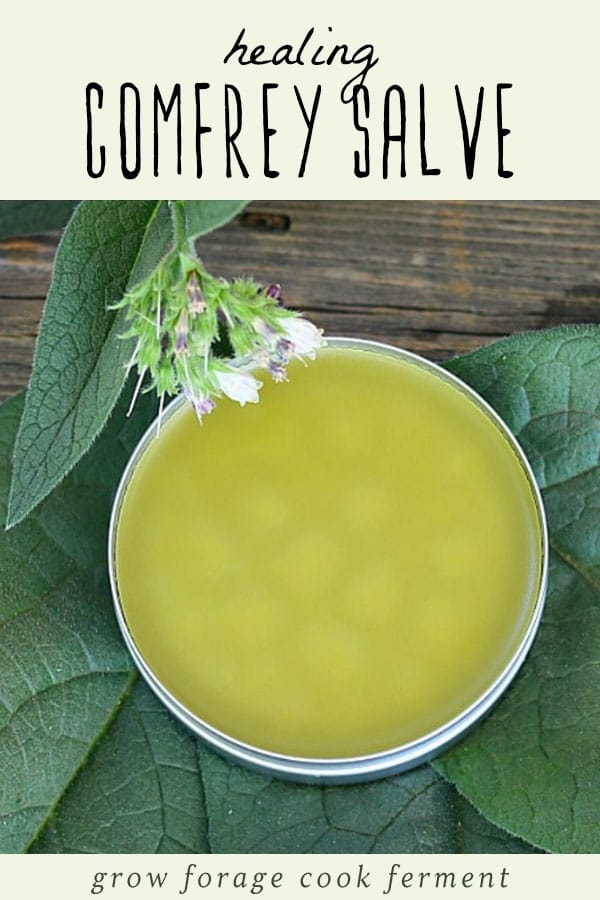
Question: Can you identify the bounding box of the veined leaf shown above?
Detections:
[197,750,534,853]
[436,325,600,852]
[183,200,248,239]
[7,200,248,528]
[30,681,210,854]
[6,201,166,530]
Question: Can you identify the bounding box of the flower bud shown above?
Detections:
[187,272,207,315]
[175,310,189,355]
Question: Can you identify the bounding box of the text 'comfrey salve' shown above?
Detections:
[110,339,547,782]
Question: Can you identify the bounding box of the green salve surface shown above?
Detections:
[115,346,543,758]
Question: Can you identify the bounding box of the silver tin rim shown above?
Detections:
[108,336,549,784]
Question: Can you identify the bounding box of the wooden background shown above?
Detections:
[1,201,599,401]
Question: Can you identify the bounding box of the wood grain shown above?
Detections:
[1,201,599,400]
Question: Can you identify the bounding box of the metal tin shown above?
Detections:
[108,337,548,784]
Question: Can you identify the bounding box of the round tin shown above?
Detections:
[108,337,548,784]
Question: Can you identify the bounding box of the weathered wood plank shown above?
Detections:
[1,201,599,400]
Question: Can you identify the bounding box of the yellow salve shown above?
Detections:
[115,345,543,758]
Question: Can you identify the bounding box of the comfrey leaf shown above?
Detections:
[7,201,167,529]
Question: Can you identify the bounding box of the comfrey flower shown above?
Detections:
[116,248,323,429]
[186,390,216,424]
[278,317,324,360]
[214,367,262,406]
[252,313,324,383]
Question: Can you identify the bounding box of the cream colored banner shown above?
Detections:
[0,853,598,898]
[1,0,599,197]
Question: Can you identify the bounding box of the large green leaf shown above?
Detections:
[198,750,534,853]
[0,324,597,853]
[7,200,248,529]
[436,325,600,852]
[0,201,77,240]
[0,390,149,852]
[183,200,248,239]
[30,681,211,853]
[6,201,167,530]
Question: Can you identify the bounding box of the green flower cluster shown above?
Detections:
[114,248,323,424]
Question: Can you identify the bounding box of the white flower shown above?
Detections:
[251,314,324,383]
[215,368,262,406]
[279,316,324,360]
